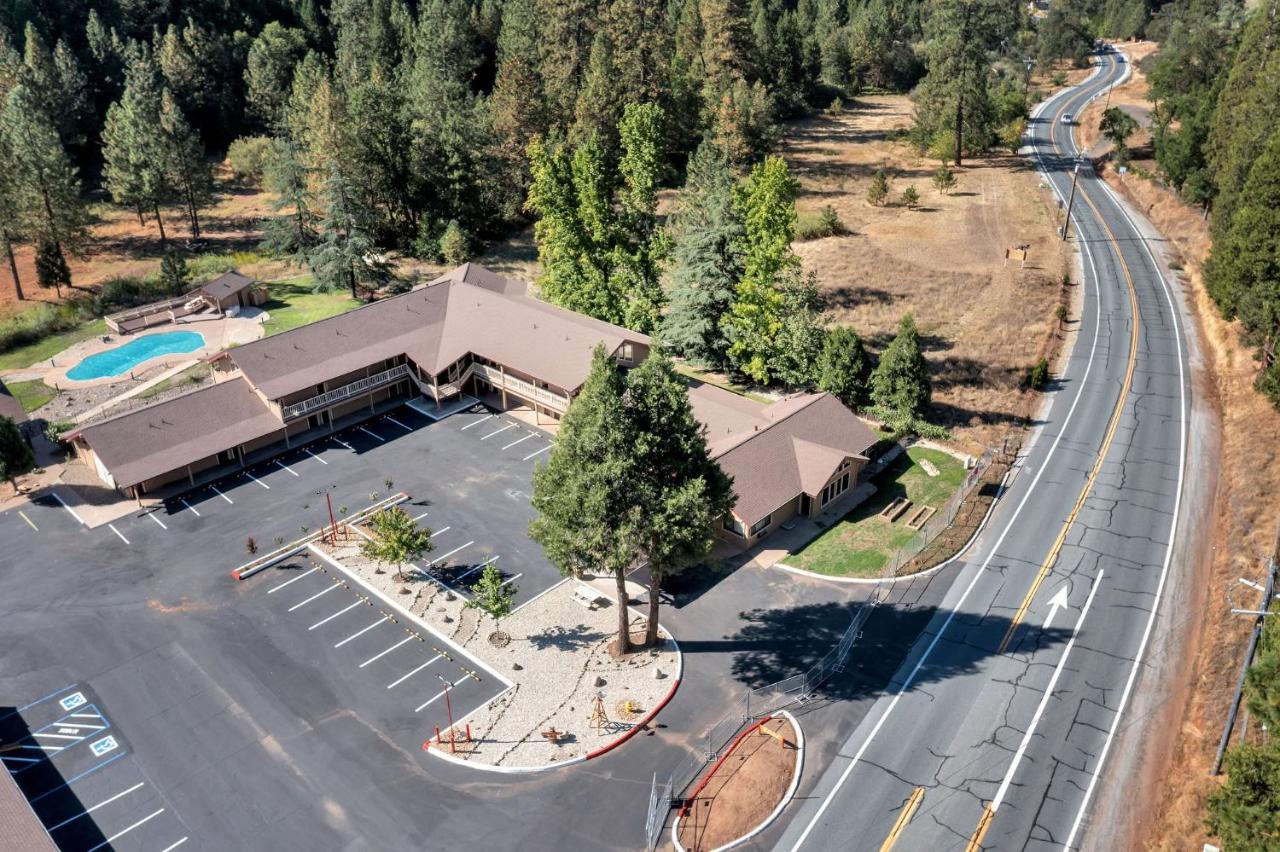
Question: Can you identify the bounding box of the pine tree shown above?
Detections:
[661,142,745,367]
[701,0,756,100]
[0,112,25,301]
[0,83,88,279]
[308,166,391,299]
[626,351,735,646]
[102,55,169,239]
[159,89,212,242]
[159,250,189,295]
[34,237,71,299]
[530,346,641,655]
[932,163,956,194]
[867,168,889,205]
[244,22,309,132]
[901,183,920,208]
[0,415,34,484]
[871,313,932,423]
[818,325,871,407]
[490,0,550,193]
[1206,739,1280,851]
[724,156,800,382]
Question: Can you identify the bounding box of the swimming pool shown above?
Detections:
[67,331,206,381]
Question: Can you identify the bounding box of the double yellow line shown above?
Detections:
[879,787,925,852]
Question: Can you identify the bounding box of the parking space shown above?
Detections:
[244,557,501,736]
[452,406,557,462]
[1,684,190,851]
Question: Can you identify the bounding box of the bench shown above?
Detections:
[572,584,607,609]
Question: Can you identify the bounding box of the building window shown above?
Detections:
[620,342,634,362]
[723,514,746,536]
[822,473,851,506]
[749,514,772,536]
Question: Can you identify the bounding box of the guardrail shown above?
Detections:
[231,491,411,580]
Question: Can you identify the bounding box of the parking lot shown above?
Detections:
[1,684,190,851]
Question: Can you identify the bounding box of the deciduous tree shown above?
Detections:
[360,505,434,583]
[0,416,33,485]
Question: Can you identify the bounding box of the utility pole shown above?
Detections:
[1061,161,1082,241]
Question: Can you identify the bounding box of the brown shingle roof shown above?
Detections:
[228,264,649,400]
[0,769,55,851]
[0,378,27,424]
[199,271,255,300]
[70,377,280,488]
[689,385,879,526]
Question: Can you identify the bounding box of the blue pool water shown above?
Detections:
[67,331,206,381]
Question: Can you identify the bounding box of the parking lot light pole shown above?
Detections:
[438,675,455,752]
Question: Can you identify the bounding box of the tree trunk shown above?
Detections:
[614,568,633,655]
[2,231,22,301]
[153,204,168,244]
[184,179,201,240]
[954,91,964,167]
[348,261,358,301]
[135,203,146,227]
[644,569,662,647]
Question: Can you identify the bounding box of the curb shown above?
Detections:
[671,710,806,852]
[772,466,1013,586]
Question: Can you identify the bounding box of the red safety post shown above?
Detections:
[465,723,471,743]
[435,725,442,745]
[325,492,338,544]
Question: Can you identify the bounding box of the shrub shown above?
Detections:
[796,205,847,240]
[900,185,920,209]
[227,136,272,184]
[0,303,86,354]
[438,220,472,265]
[932,164,956,195]
[1051,71,1068,87]
[1026,357,1050,390]
[867,169,889,206]
[827,96,844,115]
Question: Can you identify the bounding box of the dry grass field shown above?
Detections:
[782,94,1072,453]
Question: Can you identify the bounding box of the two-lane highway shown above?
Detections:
[774,49,1191,851]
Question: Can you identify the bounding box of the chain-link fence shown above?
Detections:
[644,593,881,849]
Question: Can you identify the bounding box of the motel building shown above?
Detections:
[67,263,878,547]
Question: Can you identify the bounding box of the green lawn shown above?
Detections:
[0,318,108,371]
[674,362,773,404]
[260,276,362,337]
[788,446,967,578]
[6,379,60,413]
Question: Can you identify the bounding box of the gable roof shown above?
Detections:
[227,264,649,400]
[69,376,280,489]
[199,271,255,301]
[0,378,27,424]
[689,384,879,526]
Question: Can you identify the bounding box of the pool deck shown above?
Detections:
[16,313,264,391]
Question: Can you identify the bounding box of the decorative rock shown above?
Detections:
[442,615,453,623]
[653,668,665,680]
[445,591,456,601]
[593,676,606,688]
[512,662,523,671]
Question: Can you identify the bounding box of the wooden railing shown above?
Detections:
[417,361,569,412]
[282,363,410,420]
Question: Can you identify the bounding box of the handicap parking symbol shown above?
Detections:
[59,692,87,712]
[90,736,118,757]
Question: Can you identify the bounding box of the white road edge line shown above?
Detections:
[107,524,130,545]
[785,102,1109,850]
[267,566,319,594]
[991,573,1103,812]
[387,655,442,689]
[47,782,145,832]
[179,498,201,517]
[86,808,165,852]
[309,600,363,630]
[335,617,388,648]
[288,583,341,611]
[50,491,86,526]
[305,447,329,465]
[501,433,537,450]
[359,636,414,668]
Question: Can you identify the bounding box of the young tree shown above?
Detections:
[530,346,641,655]
[360,506,434,583]
[626,352,735,646]
[660,142,745,368]
[1099,107,1139,165]
[465,563,518,643]
[0,83,87,281]
[867,168,889,205]
[871,313,932,424]
[932,163,956,194]
[159,250,189,295]
[34,238,71,298]
[901,184,920,208]
[818,325,872,408]
[159,90,212,241]
[724,156,801,383]
[0,416,33,485]
[775,275,826,386]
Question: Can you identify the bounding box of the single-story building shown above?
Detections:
[104,270,267,333]
[68,263,880,546]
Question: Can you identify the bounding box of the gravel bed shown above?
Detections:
[315,533,679,769]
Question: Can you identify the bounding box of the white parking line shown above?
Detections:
[245,471,270,490]
[159,839,189,852]
[50,491,86,525]
[267,566,319,593]
[411,510,430,522]
[481,423,517,440]
[304,447,329,465]
[499,572,522,589]
[333,436,355,451]
[415,686,451,713]
[86,808,165,852]
[387,655,442,689]
[431,525,451,537]
[107,524,130,545]
[335,617,388,648]
[460,414,494,431]
[309,600,363,630]
[179,498,201,517]
[148,512,167,530]
[431,541,474,565]
[359,636,414,668]
[211,484,233,504]
[358,425,386,443]
[275,459,300,477]
[453,555,499,584]
[47,782,145,832]
[522,444,554,461]
[502,433,537,450]
[288,583,341,611]
[18,510,38,530]
[385,415,413,432]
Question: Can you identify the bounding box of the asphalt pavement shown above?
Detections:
[771,50,1196,852]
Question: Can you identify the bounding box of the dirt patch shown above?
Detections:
[781,95,1072,454]
[677,716,798,852]
[1078,43,1280,852]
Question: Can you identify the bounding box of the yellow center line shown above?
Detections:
[878,786,925,852]
[18,510,38,531]
[966,804,996,852]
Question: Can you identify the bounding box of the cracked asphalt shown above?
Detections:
[772,50,1198,852]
